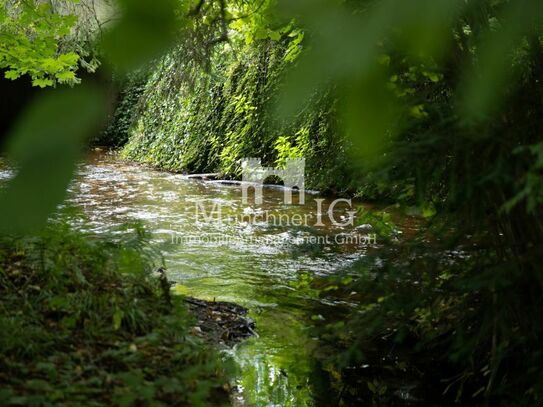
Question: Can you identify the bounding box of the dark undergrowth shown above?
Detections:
[310,213,543,406]
[0,223,230,407]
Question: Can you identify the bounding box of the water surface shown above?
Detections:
[8,152,384,406]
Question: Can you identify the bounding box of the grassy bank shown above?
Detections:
[0,223,230,406]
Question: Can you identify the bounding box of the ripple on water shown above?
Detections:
[0,152,382,407]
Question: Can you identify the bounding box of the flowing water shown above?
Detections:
[3,152,390,406]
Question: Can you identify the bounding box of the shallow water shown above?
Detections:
[6,152,388,406]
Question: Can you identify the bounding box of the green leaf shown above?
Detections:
[0,85,106,234]
[113,309,124,330]
[254,27,269,40]
[57,52,80,66]
[367,381,376,392]
[410,104,428,119]
[269,30,281,41]
[42,58,65,73]
[101,0,178,73]
[32,78,54,88]
[56,70,76,82]
[4,70,21,80]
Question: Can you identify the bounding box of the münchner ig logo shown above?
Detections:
[170,157,378,246]
[241,157,305,205]
[238,157,356,228]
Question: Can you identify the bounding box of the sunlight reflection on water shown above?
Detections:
[2,151,381,406]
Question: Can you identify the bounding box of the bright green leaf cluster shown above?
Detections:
[0,1,81,87]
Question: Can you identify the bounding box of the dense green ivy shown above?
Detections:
[96,72,149,148]
[119,38,353,193]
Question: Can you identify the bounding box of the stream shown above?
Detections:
[3,151,391,406]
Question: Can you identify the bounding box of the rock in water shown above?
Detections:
[184,297,257,347]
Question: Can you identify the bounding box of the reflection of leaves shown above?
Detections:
[290,272,321,298]
[0,86,106,234]
[357,209,396,240]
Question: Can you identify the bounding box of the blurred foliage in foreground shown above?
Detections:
[285,1,543,403]
[271,2,543,403]
[0,222,229,406]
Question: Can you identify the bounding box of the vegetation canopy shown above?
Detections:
[0,0,542,405]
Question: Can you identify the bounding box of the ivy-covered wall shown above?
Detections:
[118,39,354,193]
[94,72,149,148]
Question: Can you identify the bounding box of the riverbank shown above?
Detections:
[184,297,257,347]
[0,223,235,406]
